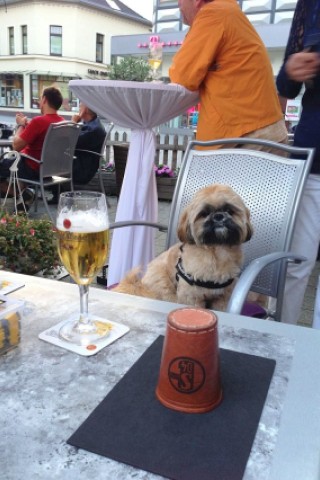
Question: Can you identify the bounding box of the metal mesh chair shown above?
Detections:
[17,121,82,222]
[166,138,314,321]
[111,138,314,321]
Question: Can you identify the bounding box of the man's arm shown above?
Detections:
[12,113,28,151]
[276,51,320,99]
[286,51,320,82]
[169,7,224,90]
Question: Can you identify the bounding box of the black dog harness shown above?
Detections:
[175,246,235,289]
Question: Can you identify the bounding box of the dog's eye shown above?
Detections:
[199,211,209,218]
[197,208,211,219]
[223,203,237,216]
[224,208,233,215]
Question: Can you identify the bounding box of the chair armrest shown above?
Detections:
[226,252,306,315]
[110,221,168,233]
[19,153,41,164]
[5,150,21,172]
[75,148,101,158]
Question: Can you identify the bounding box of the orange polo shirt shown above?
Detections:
[169,0,282,141]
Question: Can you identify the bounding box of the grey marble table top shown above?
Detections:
[1,272,320,480]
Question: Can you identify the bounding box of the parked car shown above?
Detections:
[0,123,14,139]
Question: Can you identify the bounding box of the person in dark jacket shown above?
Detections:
[276,0,320,326]
[49,103,106,204]
[72,103,106,184]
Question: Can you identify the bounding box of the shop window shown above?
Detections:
[96,34,104,63]
[50,25,62,56]
[21,25,27,54]
[0,74,23,107]
[30,74,77,111]
[8,27,14,55]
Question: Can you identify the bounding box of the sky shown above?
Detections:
[121,0,154,21]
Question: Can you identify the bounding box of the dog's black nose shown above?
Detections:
[212,212,227,223]
[214,212,224,222]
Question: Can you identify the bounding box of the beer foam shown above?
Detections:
[56,209,109,232]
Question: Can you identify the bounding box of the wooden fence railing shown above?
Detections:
[105,131,194,170]
[76,130,195,198]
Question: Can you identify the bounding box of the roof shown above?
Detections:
[77,0,150,23]
[2,0,152,25]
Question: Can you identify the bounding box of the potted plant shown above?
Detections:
[0,214,62,276]
[108,57,151,82]
[155,164,178,201]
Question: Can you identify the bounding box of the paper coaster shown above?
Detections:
[39,318,130,356]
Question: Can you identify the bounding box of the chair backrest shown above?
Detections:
[166,138,314,300]
[96,122,114,195]
[99,122,114,166]
[40,121,82,178]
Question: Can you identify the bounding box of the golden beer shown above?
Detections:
[148,58,161,70]
[58,229,109,285]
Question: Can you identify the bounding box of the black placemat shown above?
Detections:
[68,336,276,480]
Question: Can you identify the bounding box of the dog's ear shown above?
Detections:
[177,209,195,243]
[244,208,253,242]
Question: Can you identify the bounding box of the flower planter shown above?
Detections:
[113,144,177,201]
[156,177,177,201]
[74,170,118,196]
[113,144,129,196]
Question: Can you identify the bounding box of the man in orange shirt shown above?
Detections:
[170,0,287,147]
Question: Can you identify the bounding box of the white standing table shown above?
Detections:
[69,80,199,285]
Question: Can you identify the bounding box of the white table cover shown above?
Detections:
[69,80,199,285]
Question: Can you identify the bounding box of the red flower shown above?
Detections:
[29,228,35,236]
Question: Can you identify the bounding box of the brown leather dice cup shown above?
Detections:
[155,307,222,413]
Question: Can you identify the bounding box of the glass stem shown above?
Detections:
[79,284,90,324]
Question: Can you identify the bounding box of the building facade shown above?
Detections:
[154,0,298,33]
[0,0,151,121]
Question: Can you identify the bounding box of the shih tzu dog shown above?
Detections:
[114,184,253,310]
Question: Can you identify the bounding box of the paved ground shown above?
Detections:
[28,194,318,328]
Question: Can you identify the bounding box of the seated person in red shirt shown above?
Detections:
[0,86,64,206]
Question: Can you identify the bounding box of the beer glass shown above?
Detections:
[56,191,110,346]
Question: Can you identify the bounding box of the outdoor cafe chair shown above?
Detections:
[17,121,82,223]
[110,138,314,322]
